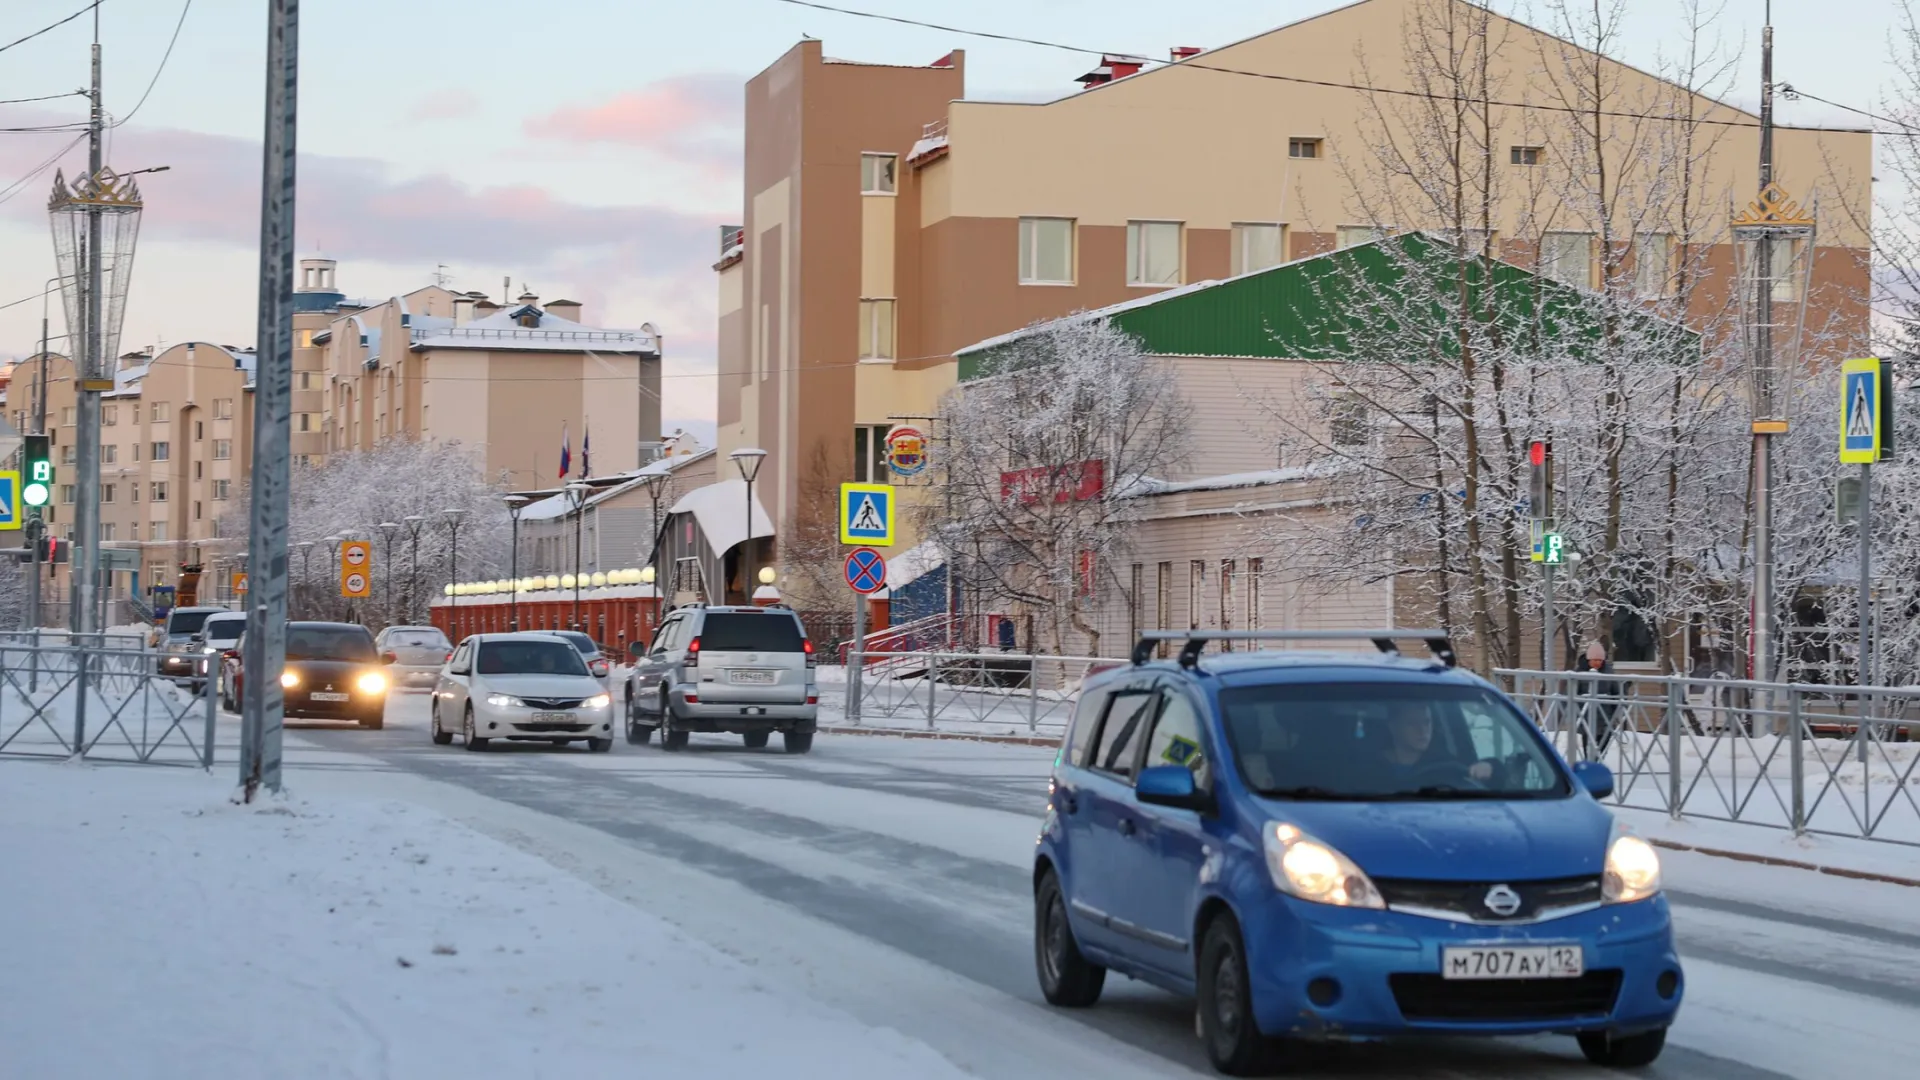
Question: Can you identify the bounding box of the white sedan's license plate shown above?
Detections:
[533,711,575,723]
[1442,944,1583,980]
[729,669,776,685]
[309,691,350,703]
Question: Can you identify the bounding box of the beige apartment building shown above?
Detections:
[716,0,1872,610]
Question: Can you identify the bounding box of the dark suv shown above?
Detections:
[626,604,818,752]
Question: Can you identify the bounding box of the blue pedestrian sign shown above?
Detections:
[1840,357,1884,464]
[0,471,18,531]
[844,547,887,594]
[838,482,894,547]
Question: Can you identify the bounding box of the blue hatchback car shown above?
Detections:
[1033,630,1681,1075]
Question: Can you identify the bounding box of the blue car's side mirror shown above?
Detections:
[1572,761,1614,800]
[1136,764,1210,812]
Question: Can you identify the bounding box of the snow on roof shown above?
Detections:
[666,477,773,556]
[1118,463,1336,498]
[430,582,661,607]
[906,132,948,163]
[885,540,945,591]
[408,306,660,355]
[517,450,717,521]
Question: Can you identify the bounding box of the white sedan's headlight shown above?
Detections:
[1603,833,1662,903]
[486,693,525,708]
[585,693,612,709]
[1263,823,1384,909]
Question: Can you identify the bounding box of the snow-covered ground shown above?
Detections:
[0,759,975,1080]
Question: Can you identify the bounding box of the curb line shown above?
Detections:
[1646,838,1920,889]
[818,725,1060,748]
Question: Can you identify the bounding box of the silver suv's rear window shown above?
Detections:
[699,613,805,652]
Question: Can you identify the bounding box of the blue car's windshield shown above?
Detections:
[1219,681,1568,800]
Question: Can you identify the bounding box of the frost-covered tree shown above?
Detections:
[925,318,1190,656]
[0,554,28,630]
[218,439,511,627]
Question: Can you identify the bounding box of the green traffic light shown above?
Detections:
[22,482,49,508]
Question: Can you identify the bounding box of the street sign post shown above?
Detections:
[1840,358,1890,693]
[340,539,372,599]
[844,547,887,594]
[838,482,894,547]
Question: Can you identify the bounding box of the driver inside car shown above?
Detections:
[1381,699,1494,784]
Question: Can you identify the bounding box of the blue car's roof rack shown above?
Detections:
[1131,629,1457,670]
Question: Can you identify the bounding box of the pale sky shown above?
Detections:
[0,0,1908,433]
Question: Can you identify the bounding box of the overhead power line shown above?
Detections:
[770,0,1905,136]
[112,0,191,127]
[0,91,85,106]
[0,1,101,57]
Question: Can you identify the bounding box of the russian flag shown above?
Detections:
[582,425,591,478]
[558,423,571,479]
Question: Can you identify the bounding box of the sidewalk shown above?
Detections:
[0,760,972,1080]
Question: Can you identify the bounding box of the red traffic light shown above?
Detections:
[1528,440,1548,467]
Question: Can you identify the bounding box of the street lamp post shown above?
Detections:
[565,482,591,629]
[443,509,467,635]
[323,534,344,619]
[294,541,314,618]
[402,515,425,623]
[640,470,669,582]
[377,522,401,630]
[504,495,530,630]
[729,448,767,606]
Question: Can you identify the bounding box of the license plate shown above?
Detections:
[729,669,776,685]
[1442,944,1583,980]
[310,692,350,703]
[533,711,575,723]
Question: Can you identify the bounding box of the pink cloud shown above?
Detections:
[526,75,738,148]
[407,88,481,122]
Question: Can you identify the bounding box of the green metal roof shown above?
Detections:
[956,233,1697,380]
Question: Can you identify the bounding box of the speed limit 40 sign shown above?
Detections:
[340,540,373,598]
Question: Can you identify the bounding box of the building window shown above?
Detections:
[1635,233,1674,298]
[297,329,314,349]
[296,371,314,391]
[103,444,116,463]
[215,398,234,418]
[151,482,168,503]
[1288,137,1322,159]
[1231,223,1285,276]
[1188,560,1205,631]
[213,479,230,500]
[151,521,168,542]
[60,484,74,505]
[1510,145,1543,166]
[851,424,891,483]
[152,402,170,423]
[194,461,203,480]
[860,153,897,195]
[1741,236,1804,302]
[1330,395,1369,447]
[132,443,141,462]
[60,444,76,465]
[1247,557,1263,633]
[858,299,896,360]
[194,421,204,441]
[151,442,169,461]
[101,523,115,542]
[1126,221,1183,286]
[131,483,139,503]
[1129,563,1144,644]
[213,439,232,461]
[102,484,115,503]
[1540,231,1595,289]
[60,406,75,426]
[1018,217,1075,285]
[194,501,203,521]
[102,405,116,426]
[1336,225,1392,250]
[1219,560,1236,649]
[298,413,317,432]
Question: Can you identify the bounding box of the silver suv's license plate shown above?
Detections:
[729,669,776,685]
[1441,944,1583,980]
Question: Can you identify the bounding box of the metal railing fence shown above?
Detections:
[0,634,218,768]
[842,649,1129,735]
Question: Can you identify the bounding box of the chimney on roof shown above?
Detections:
[1076,54,1146,88]
[517,290,539,308]
[453,294,475,326]
[473,298,500,317]
[1170,46,1202,62]
[545,299,582,323]
[930,51,955,68]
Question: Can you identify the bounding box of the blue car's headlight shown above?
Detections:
[1264,823,1384,909]
[1603,833,1662,903]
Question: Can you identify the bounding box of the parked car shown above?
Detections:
[540,630,613,686]
[626,604,818,753]
[189,611,247,694]
[1032,629,1680,1075]
[432,633,614,752]
[155,606,230,683]
[224,622,392,728]
[375,625,453,692]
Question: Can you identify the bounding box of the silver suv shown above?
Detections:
[626,604,818,753]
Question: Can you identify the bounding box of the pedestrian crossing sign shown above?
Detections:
[0,471,17,531]
[839,482,894,547]
[1840,357,1885,464]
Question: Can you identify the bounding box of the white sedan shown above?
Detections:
[431,633,615,752]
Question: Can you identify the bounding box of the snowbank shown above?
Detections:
[0,761,970,1080]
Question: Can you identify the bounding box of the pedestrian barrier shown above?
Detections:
[0,635,219,768]
[1501,669,1920,847]
[840,649,1129,735]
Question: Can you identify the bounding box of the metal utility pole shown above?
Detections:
[240,0,299,801]
[29,305,50,631]
[1752,4,1777,685]
[69,15,106,637]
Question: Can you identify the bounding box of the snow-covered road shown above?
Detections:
[274,692,1920,1077]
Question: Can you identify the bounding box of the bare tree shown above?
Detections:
[928,318,1190,656]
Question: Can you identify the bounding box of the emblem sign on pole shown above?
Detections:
[340,539,373,598]
[884,424,929,477]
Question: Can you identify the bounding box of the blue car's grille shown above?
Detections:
[1389,969,1622,1022]
[1372,875,1602,923]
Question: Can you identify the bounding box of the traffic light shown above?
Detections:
[21,434,51,509]
[1527,439,1553,520]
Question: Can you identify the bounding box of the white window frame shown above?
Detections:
[212,439,232,461]
[1336,224,1393,250]
[1635,233,1674,298]
[1510,145,1543,166]
[858,298,896,361]
[102,405,116,426]
[860,153,897,195]
[1540,231,1596,290]
[1127,220,1183,287]
[1288,137,1322,159]
[1231,222,1286,276]
[151,481,168,503]
[151,402,170,423]
[1018,217,1075,285]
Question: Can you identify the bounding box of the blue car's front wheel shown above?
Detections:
[1199,915,1282,1075]
[1034,869,1104,1007]
[1577,1026,1667,1068]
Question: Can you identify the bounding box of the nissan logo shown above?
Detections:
[1483,884,1523,917]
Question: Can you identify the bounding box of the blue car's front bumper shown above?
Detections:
[1242,894,1683,1039]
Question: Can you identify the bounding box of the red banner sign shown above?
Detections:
[999,459,1105,505]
